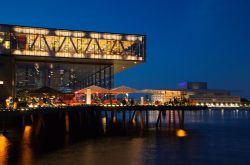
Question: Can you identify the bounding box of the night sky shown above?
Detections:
[1,0,250,98]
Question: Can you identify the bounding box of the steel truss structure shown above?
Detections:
[0,24,145,61]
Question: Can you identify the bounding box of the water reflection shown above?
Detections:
[1,109,250,164]
[176,129,187,138]
[0,135,10,165]
[112,116,117,123]
[20,126,33,165]
[102,117,107,133]
[183,109,250,125]
[57,137,145,165]
[221,109,224,118]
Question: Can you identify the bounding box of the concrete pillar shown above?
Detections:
[140,97,144,105]
[86,89,91,105]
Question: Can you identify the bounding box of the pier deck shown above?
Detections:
[0,105,207,135]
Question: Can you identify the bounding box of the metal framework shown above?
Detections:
[0,24,145,61]
[83,65,113,89]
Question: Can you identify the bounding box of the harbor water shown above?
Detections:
[1,109,250,165]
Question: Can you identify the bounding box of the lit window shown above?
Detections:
[0,32,4,43]
[4,41,10,49]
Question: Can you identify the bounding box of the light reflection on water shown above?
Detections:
[0,135,10,165]
[2,109,250,165]
[20,126,33,165]
[102,117,107,133]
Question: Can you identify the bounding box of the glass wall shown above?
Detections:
[0,25,145,61]
[16,62,114,93]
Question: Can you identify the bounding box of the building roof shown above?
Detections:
[0,23,146,36]
[142,88,230,93]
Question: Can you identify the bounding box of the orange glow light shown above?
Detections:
[176,129,187,137]
[0,135,10,165]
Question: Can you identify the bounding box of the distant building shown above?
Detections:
[178,82,207,90]
[144,82,241,107]
[186,89,240,105]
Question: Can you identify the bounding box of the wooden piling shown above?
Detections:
[139,111,144,129]
[122,110,126,129]
[65,111,70,133]
[35,113,45,136]
[145,110,149,128]
[180,110,185,129]
[156,111,162,128]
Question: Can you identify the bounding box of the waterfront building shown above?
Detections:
[144,82,241,106]
[0,24,146,100]
[178,82,208,90]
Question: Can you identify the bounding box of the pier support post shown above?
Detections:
[177,110,181,128]
[65,111,70,133]
[129,110,131,120]
[173,110,176,128]
[180,110,185,129]
[78,110,82,127]
[22,114,26,128]
[122,110,126,129]
[113,110,117,123]
[156,111,162,128]
[105,110,108,120]
[35,113,45,136]
[168,111,171,128]
[110,110,115,129]
[145,110,149,128]
[30,114,34,124]
[131,110,136,122]
[139,111,144,129]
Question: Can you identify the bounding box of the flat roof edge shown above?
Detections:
[0,23,146,36]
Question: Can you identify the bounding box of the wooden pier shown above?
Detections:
[0,105,207,136]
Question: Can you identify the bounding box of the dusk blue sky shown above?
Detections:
[1,0,250,98]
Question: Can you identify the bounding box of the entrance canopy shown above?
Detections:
[29,86,62,97]
[111,86,138,94]
[75,85,110,94]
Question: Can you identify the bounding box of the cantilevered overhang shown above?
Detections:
[0,24,146,74]
[12,54,144,74]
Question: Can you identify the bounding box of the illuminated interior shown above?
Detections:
[0,25,145,61]
[16,62,114,92]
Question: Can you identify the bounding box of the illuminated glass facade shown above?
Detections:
[0,24,145,98]
[0,25,145,61]
[16,62,113,93]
